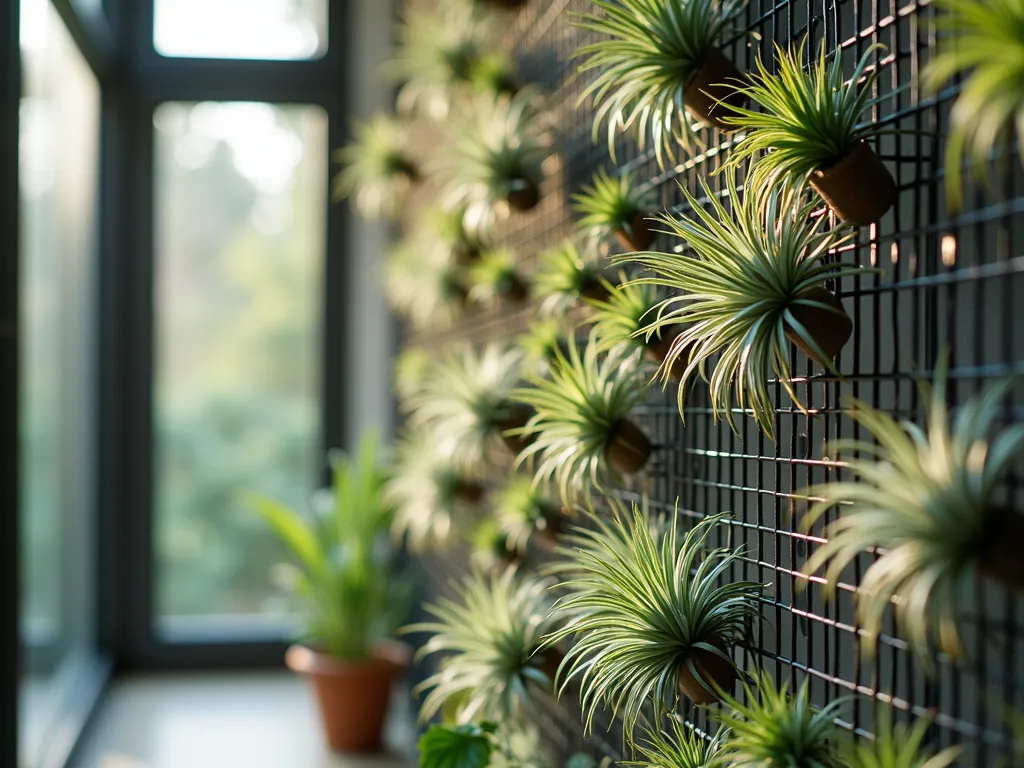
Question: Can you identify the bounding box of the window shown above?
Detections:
[152,102,327,638]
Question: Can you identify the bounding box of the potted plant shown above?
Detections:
[510,332,651,505]
[616,171,865,439]
[407,565,562,723]
[572,169,658,251]
[333,114,419,221]
[495,474,565,553]
[245,432,412,752]
[574,0,746,166]
[924,0,1024,210]
[385,428,485,552]
[439,89,551,235]
[629,718,725,768]
[386,235,467,331]
[839,712,960,768]
[721,40,895,226]
[468,247,531,307]
[714,671,844,768]
[534,240,612,315]
[544,501,763,742]
[587,274,689,380]
[799,356,1024,661]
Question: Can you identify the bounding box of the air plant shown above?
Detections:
[386,235,467,331]
[800,357,1024,661]
[625,718,725,768]
[573,0,746,167]
[534,240,612,315]
[470,517,520,571]
[408,342,534,462]
[838,712,960,768]
[495,475,565,553]
[721,40,895,226]
[923,0,1024,211]
[518,318,572,377]
[511,333,651,506]
[544,502,764,742]
[468,247,531,306]
[407,565,562,723]
[424,204,492,265]
[389,0,516,120]
[385,429,484,552]
[572,169,659,251]
[333,114,419,221]
[615,170,863,439]
[439,89,551,235]
[394,346,436,409]
[714,671,845,768]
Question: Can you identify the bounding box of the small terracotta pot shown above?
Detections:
[645,328,691,381]
[977,507,1024,592]
[496,402,536,456]
[784,286,853,367]
[604,418,652,475]
[286,642,410,753]
[614,211,657,252]
[676,646,737,704]
[507,179,540,212]
[456,479,486,504]
[683,47,746,130]
[809,140,896,226]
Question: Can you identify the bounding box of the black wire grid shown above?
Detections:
[402,0,1024,765]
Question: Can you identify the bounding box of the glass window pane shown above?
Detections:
[154,0,328,60]
[153,102,326,637]
[19,0,100,762]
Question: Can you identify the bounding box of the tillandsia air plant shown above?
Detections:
[721,40,895,226]
[385,234,467,331]
[586,274,688,379]
[408,342,534,461]
[518,318,572,377]
[394,346,437,410]
[510,332,651,506]
[407,564,562,723]
[495,474,565,553]
[715,671,845,768]
[924,0,1024,211]
[838,711,960,768]
[468,247,531,307]
[573,0,746,167]
[333,114,419,221]
[389,0,516,120]
[616,171,863,439]
[799,356,1024,661]
[534,240,612,316]
[544,502,764,742]
[385,429,485,552]
[572,168,659,251]
[439,89,551,235]
[625,717,725,768]
[470,517,520,571]
[424,204,492,266]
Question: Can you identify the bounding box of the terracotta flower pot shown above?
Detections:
[286,642,410,753]
[784,286,853,367]
[507,178,540,212]
[809,140,896,226]
[604,418,652,475]
[614,211,657,252]
[977,506,1024,592]
[644,328,691,381]
[496,402,536,455]
[676,646,737,704]
[683,47,746,131]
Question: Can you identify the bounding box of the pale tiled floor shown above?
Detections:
[72,672,415,768]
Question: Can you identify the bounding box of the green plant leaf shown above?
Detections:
[419,722,497,768]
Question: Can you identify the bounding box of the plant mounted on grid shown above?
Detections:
[468,247,530,307]
[495,474,565,554]
[388,0,516,120]
[333,114,420,221]
[799,355,1024,662]
[924,0,1024,211]
[385,428,485,552]
[838,711,960,768]
[534,239,613,315]
[469,517,521,572]
[615,171,865,439]
[510,332,651,506]
[544,501,764,743]
[714,670,845,768]
[721,40,895,226]
[407,565,563,723]
[394,346,436,411]
[386,235,467,331]
[424,204,493,265]
[439,89,551,236]
[573,0,747,167]
[625,717,725,768]
[517,318,572,377]
[573,168,659,251]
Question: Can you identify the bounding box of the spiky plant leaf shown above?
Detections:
[838,712,960,768]
[419,722,497,768]
[714,671,845,768]
[923,0,1024,210]
[721,40,886,196]
[333,114,417,220]
[518,318,572,377]
[586,273,670,354]
[614,170,863,439]
[625,718,725,768]
[510,333,647,506]
[469,516,518,571]
[469,247,529,306]
[495,474,563,553]
[534,240,608,316]
[544,501,764,742]
[800,357,1024,660]
[407,565,561,723]
[572,169,656,243]
[386,235,466,331]
[424,204,493,263]
[573,0,744,167]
